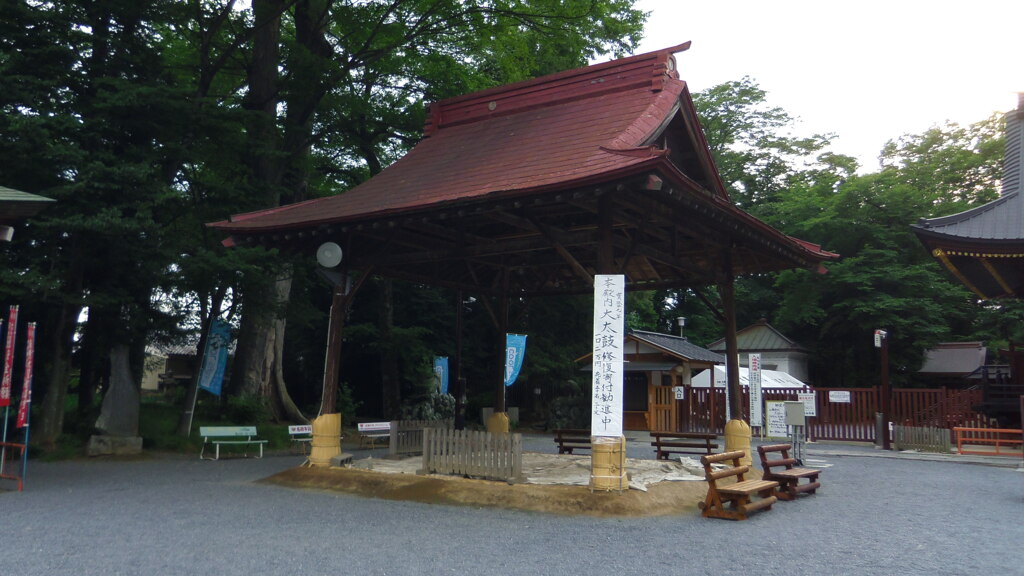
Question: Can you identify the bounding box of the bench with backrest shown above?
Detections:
[699,450,779,520]
[288,424,313,454]
[199,426,268,460]
[757,443,822,500]
[650,431,718,459]
[553,428,591,454]
[357,421,391,449]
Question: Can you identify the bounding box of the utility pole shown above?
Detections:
[876,330,891,450]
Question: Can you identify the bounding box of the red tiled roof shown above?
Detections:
[213,43,720,234]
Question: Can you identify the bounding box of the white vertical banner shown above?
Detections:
[722,363,732,421]
[749,353,763,426]
[591,274,625,437]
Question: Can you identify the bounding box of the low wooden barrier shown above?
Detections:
[893,425,951,453]
[954,427,1023,456]
[389,419,453,457]
[420,427,523,483]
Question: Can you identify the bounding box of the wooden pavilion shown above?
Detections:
[913,94,1024,425]
[210,44,837,427]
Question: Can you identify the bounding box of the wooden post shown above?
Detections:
[496,294,509,414]
[880,331,892,450]
[318,268,370,416]
[719,267,744,420]
[319,282,348,415]
[454,290,466,430]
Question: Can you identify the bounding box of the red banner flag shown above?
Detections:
[0,305,17,407]
[16,323,35,428]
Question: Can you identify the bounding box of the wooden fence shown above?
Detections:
[893,425,952,453]
[673,386,993,442]
[388,419,453,457]
[420,428,523,483]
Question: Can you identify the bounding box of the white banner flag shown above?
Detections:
[749,353,763,426]
[591,275,625,437]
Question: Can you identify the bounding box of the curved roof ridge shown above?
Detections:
[424,43,690,135]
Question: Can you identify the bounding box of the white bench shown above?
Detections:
[199,426,268,460]
[288,425,313,454]
[357,421,391,449]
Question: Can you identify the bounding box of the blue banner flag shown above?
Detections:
[197,319,231,396]
[504,334,527,387]
[433,356,449,395]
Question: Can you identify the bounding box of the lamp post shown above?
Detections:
[875,329,891,450]
[676,316,686,339]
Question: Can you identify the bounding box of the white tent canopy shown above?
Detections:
[691,366,808,389]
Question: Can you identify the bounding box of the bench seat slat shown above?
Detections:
[718,479,778,496]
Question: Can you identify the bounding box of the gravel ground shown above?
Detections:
[2,437,1021,576]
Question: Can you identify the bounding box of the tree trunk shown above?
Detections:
[230,273,305,422]
[94,344,140,436]
[36,301,82,447]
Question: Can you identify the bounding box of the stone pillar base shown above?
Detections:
[88,435,143,456]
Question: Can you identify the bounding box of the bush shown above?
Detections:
[401,392,455,421]
[224,394,271,424]
[546,379,590,430]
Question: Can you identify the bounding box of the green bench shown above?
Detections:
[199,426,268,460]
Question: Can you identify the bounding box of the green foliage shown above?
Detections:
[546,379,590,430]
[693,77,847,209]
[334,382,361,427]
[224,394,272,424]
[401,392,456,421]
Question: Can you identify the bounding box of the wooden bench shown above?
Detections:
[699,450,779,520]
[357,421,391,449]
[757,443,822,500]
[553,428,591,454]
[650,431,718,459]
[199,426,268,460]
[288,424,313,454]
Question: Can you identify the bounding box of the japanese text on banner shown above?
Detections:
[591,275,624,437]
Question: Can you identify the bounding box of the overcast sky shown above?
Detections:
[633,0,1023,171]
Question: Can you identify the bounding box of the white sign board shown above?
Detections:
[591,274,625,437]
[829,390,852,403]
[797,392,817,417]
[765,401,789,438]
[874,329,887,348]
[673,386,685,400]
[748,353,763,426]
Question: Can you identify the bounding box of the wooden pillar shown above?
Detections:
[318,269,369,416]
[719,265,744,420]
[597,194,614,274]
[454,290,466,430]
[495,293,509,414]
[319,282,348,415]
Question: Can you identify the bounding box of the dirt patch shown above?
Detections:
[261,465,710,517]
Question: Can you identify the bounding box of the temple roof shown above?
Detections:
[629,329,726,365]
[214,43,726,234]
[210,45,837,296]
[913,191,1024,243]
[912,95,1024,299]
[707,319,806,353]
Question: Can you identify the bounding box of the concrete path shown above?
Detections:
[2,440,1021,576]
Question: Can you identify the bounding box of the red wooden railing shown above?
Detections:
[670,386,994,442]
